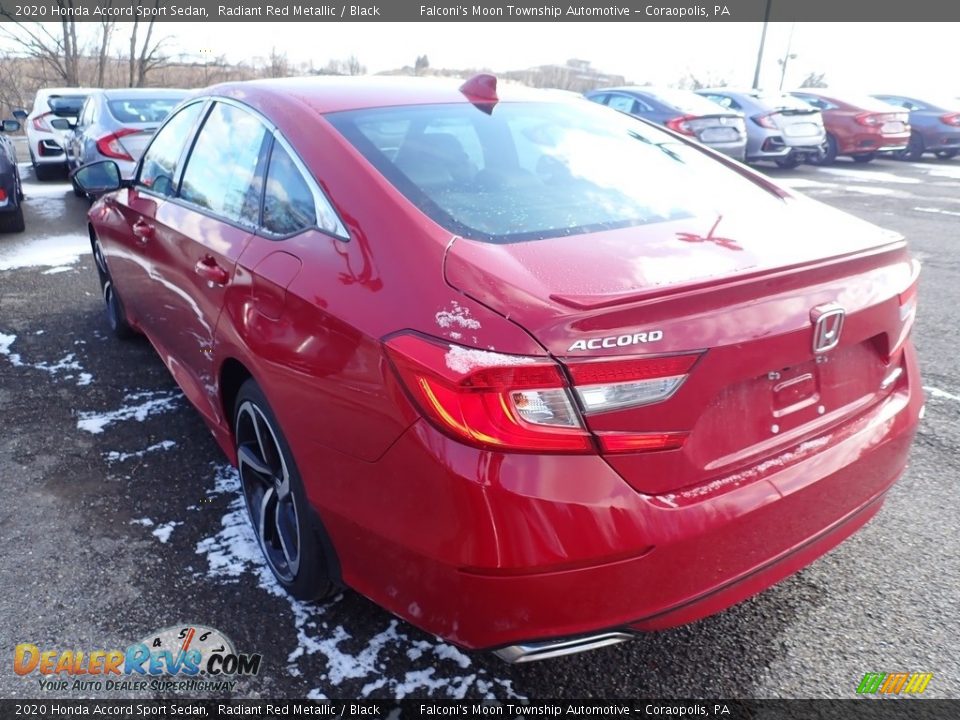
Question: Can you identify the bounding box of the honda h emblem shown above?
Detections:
[811,304,845,354]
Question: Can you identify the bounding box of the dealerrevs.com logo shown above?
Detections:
[14,625,262,693]
[856,672,934,695]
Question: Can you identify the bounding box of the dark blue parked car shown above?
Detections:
[871,94,960,160]
[1,118,25,234]
[585,86,747,161]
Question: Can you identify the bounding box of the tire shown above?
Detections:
[234,379,338,602]
[935,150,957,160]
[0,206,25,234]
[33,162,63,182]
[896,133,924,162]
[775,154,801,169]
[92,236,136,340]
[71,175,86,198]
[809,134,837,166]
[851,153,875,164]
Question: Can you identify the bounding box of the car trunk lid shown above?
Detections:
[444,196,918,495]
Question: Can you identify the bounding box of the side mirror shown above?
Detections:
[50,117,74,131]
[12,109,28,121]
[1,119,20,133]
[72,161,122,194]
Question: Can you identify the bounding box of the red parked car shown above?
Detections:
[789,89,911,164]
[74,76,922,662]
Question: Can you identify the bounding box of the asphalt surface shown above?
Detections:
[0,155,958,701]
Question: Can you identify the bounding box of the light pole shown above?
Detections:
[752,0,772,90]
[778,23,797,90]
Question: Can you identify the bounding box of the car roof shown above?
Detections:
[198,76,569,116]
[99,88,189,100]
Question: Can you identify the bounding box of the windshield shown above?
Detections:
[328,101,781,244]
[107,97,184,124]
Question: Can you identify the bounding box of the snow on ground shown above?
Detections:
[195,463,521,700]
[0,333,94,386]
[924,385,960,403]
[914,206,960,218]
[816,167,922,185]
[77,390,183,434]
[0,232,90,271]
[152,521,183,544]
[103,440,177,465]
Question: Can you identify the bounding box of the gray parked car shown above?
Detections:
[871,94,960,161]
[585,86,747,160]
[696,88,826,168]
[66,88,187,190]
[1,118,25,233]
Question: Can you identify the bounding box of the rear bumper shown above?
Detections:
[838,130,910,155]
[918,127,960,152]
[308,344,922,650]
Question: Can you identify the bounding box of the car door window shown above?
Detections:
[262,139,346,237]
[139,102,205,197]
[607,94,637,114]
[180,102,268,226]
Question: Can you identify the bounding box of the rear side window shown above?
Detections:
[139,102,204,196]
[180,102,268,226]
[606,95,637,114]
[107,98,181,124]
[329,101,782,244]
[262,143,316,235]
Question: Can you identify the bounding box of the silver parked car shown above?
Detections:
[25,88,92,181]
[67,88,187,190]
[696,88,826,168]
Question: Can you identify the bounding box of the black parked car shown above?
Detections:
[1,118,25,234]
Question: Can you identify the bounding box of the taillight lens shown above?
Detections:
[385,333,700,454]
[940,113,960,127]
[665,115,697,136]
[567,354,699,413]
[0,188,7,203]
[751,113,777,129]
[898,279,918,323]
[32,113,52,132]
[854,112,882,127]
[385,334,590,453]
[96,129,138,161]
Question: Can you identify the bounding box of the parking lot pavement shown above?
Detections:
[1,158,958,700]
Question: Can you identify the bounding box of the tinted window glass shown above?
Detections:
[606,95,636,114]
[329,101,781,244]
[180,103,268,225]
[139,102,204,196]
[263,143,316,235]
[107,98,183,124]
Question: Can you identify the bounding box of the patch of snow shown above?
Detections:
[0,232,90,271]
[77,390,182,434]
[816,167,921,185]
[77,373,93,386]
[914,206,960,218]
[152,521,183,544]
[195,463,521,700]
[24,183,73,198]
[844,186,900,196]
[924,385,960,403]
[104,440,177,464]
[41,266,74,275]
[130,518,154,527]
[23,194,70,221]
[0,336,93,386]
[445,345,536,374]
[778,177,837,190]
[435,301,481,331]
[0,333,22,366]
[922,165,960,180]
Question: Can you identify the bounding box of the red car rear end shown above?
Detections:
[790,90,910,163]
[80,78,922,662]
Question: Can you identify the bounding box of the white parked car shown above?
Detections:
[25,88,92,181]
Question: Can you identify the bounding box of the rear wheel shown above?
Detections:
[851,153,875,164]
[0,207,25,234]
[809,134,837,166]
[774,154,801,169]
[896,133,924,162]
[234,379,337,601]
[92,236,136,339]
[935,150,957,160]
[33,163,62,182]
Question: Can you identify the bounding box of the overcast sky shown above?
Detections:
[5,22,959,98]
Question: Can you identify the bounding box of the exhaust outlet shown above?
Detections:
[493,631,634,664]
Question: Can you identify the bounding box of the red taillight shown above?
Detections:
[751,113,777,129]
[854,112,882,127]
[32,113,52,132]
[96,129,139,161]
[940,113,960,127]
[665,115,697,136]
[386,333,700,455]
[0,188,7,203]
[898,278,919,323]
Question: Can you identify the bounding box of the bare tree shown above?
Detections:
[97,10,115,87]
[414,54,430,76]
[675,72,727,91]
[0,9,82,85]
[319,56,366,76]
[799,71,828,88]
[266,48,290,78]
[128,1,168,87]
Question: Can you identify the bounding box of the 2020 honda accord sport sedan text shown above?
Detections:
[74,75,922,663]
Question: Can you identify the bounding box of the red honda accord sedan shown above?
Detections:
[74,75,922,662]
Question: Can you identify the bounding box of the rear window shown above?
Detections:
[47,95,87,117]
[107,98,182,124]
[646,88,732,115]
[328,100,780,244]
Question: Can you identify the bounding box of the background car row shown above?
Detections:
[585,85,960,167]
